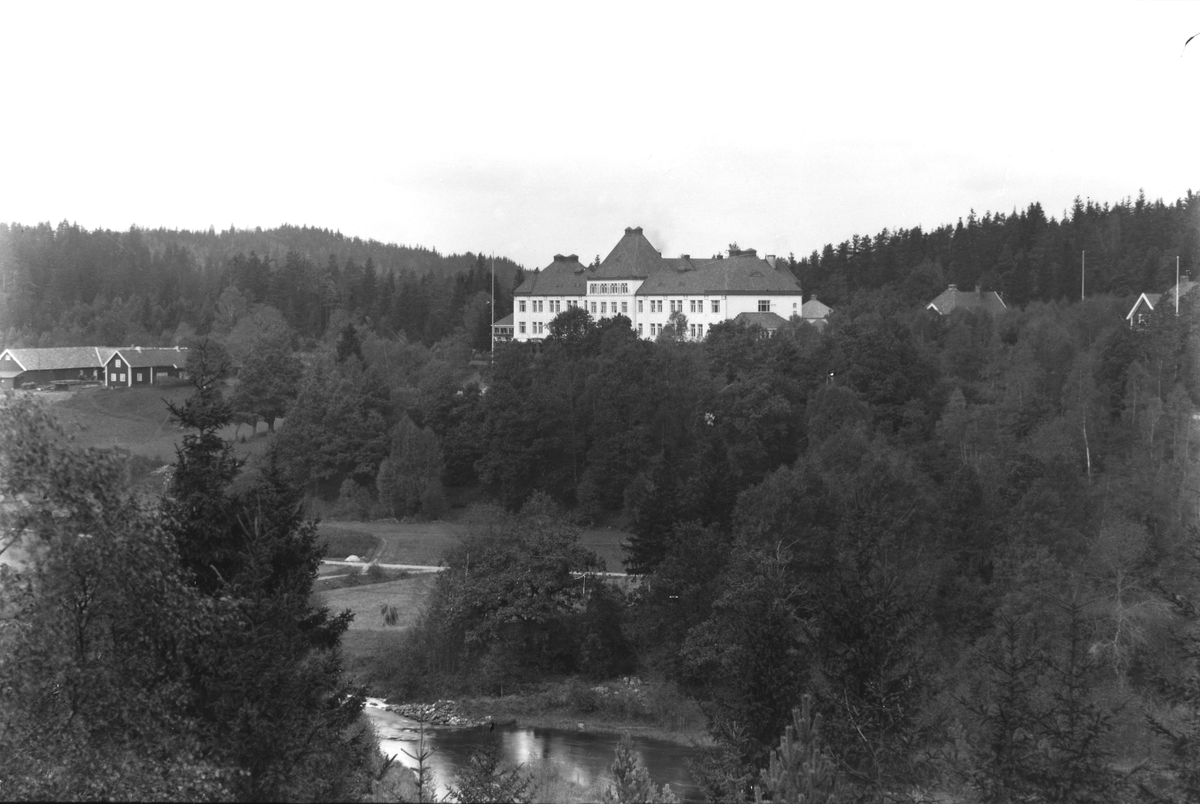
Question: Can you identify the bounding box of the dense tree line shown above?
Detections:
[0,222,520,350]
[795,191,1199,309]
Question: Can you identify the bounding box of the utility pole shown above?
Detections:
[1081,250,1085,301]
[1177,255,1181,316]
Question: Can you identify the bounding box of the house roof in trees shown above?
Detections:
[0,346,118,371]
[802,297,833,320]
[636,253,803,296]
[1126,278,1197,322]
[925,284,1007,315]
[110,346,188,368]
[592,227,666,279]
[513,254,590,296]
[734,311,789,330]
[1126,292,1162,323]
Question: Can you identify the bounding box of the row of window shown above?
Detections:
[516,298,778,317]
[517,321,547,335]
[588,283,630,294]
[519,299,576,314]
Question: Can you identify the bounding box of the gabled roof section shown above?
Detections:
[1126,292,1161,322]
[926,285,1007,315]
[492,313,514,327]
[513,254,590,296]
[637,253,802,295]
[593,227,666,279]
[0,346,119,371]
[111,346,189,368]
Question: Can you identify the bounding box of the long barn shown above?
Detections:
[0,346,189,389]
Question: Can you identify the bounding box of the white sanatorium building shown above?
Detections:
[506,227,810,342]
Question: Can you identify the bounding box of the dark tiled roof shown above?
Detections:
[637,254,802,295]
[492,313,514,327]
[592,227,665,279]
[112,347,189,368]
[1,346,117,370]
[514,254,590,296]
[926,285,1007,315]
[734,311,789,330]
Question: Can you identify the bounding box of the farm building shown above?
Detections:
[103,347,189,387]
[0,346,116,389]
[0,345,189,389]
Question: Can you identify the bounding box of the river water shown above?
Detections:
[365,699,705,801]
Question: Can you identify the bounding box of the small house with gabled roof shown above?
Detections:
[1126,277,1196,327]
[926,284,1007,316]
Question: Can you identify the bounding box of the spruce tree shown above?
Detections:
[164,339,372,800]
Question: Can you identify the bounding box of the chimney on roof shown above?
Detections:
[553,254,565,262]
[765,254,777,268]
[567,254,578,262]
[948,283,957,291]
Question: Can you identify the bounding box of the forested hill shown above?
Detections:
[0,222,523,348]
[795,191,1200,308]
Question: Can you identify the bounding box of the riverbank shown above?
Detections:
[374,676,713,748]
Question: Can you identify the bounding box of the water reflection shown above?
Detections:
[365,701,703,801]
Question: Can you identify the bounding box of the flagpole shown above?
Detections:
[1081,250,1085,301]
[1177,255,1180,316]
[491,253,496,354]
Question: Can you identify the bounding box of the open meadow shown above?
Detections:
[37,384,273,464]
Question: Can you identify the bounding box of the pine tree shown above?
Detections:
[602,734,678,804]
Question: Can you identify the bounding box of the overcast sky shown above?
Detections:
[3,1,1198,269]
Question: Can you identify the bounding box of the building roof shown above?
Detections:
[733,311,790,330]
[926,285,1007,315]
[592,227,665,279]
[801,297,832,320]
[492,313,514,328]
[637,253,802,296]
[513,254,590,296]
[111,346,188,368]
[0,346,118,371]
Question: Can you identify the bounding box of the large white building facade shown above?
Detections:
[509,227,805,342]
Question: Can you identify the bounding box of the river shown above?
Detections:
[365,699,705,801]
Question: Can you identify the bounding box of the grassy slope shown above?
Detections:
[41,385,271,463]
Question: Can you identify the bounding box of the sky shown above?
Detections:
[2,1,1199,270]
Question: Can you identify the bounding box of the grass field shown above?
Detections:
[318,573,439,631]
[579,527,629,573]
[317,520,465,566]
[40,385,272,463]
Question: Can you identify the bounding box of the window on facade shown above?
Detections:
[115,359,122,368]
[600,283,608,294]
[519,322,526,333]
[697,324,703,338]
[621,301,628,313]
[591,302,597,313]
[712,300,720,313]
[689,324,696,338]
[638,323,643,335]
[601,302,607,314]
[758,300,770,312]
[638,300,643,313]
[519,301,526,313]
